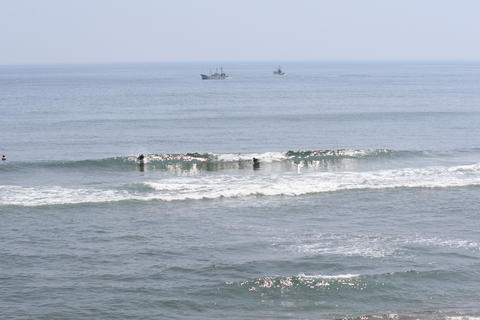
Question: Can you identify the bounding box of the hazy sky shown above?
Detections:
[1,0,480,64]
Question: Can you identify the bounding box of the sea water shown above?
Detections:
[1,62,480,319]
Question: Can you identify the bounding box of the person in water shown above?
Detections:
[252,157,260,169]
[1,155,6,161]
[137,154,145,172]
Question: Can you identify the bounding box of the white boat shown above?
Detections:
[201,67,229,80]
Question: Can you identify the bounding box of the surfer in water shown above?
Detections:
[1,155,6,161]
[253,157,260,170]
[137,154,145,172]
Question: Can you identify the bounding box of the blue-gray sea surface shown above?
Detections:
[1,62,480,319]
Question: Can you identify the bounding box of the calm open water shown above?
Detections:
[1,62,480,319]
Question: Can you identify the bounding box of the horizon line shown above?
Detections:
[2,59,480,67]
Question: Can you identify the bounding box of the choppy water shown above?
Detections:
[1,62,480,319]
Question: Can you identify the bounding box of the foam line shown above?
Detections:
[2,162,480,206]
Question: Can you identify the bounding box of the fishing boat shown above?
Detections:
[273,66,285,76]
[200,67,229,80]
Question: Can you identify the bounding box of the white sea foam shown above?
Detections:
[284,232,480,259]
[0,186,131,206]
[339,314,480,320]
[285,233,399,258]
[146,161,480,197]
[296,241,395,258]
[213,149,390,162]
[214,151,287,163]
[2,162,480,206]
[410,237,480,251]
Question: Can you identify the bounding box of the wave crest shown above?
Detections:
[1,149,410,173]
[228,273,362,291]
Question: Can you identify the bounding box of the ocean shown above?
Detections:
[1,62,480,319]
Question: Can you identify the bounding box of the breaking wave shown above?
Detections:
[2,162,480,206]
[0,149,420,172]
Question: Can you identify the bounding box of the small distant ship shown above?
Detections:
[201,67,229,80]
[273,66,285,76]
